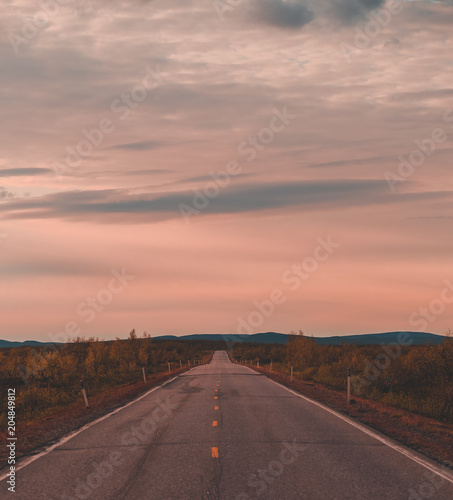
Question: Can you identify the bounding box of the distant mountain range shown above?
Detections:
[155,332,290,344]
[155,331,446,345]
[312,331,445,346]
[0,331,446,349]
[0,340,53,348]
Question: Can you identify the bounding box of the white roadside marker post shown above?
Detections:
[142,366,146,383]
[168,361,171,373]
[290,361,293,383]
[347,367,351,404]
[81,380,90,408]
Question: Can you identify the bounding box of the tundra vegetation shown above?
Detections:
[233,331,453,424]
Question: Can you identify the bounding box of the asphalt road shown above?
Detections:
[2,350,453,499]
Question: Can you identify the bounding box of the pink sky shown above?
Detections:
[1,0,453,341]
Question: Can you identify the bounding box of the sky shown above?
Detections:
[1,0,453,342]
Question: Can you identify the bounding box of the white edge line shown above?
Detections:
[0,366,200,483]
[262,373,453,485]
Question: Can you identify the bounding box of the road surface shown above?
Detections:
[2,351,453,499]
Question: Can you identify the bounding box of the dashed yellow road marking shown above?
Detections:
[214,396,218,399]
[215,406,219,410]
[212,447,219,458]
[212,421,218,427]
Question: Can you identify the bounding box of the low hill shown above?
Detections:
[313,331,445,346]
[0,339,58,348]
[155,332,287,344]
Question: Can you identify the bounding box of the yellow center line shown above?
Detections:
[214,406,219,410]
[214,396,218,399]
[212,421,218,427]
[212,447,219,458]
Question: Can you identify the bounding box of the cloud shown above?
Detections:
[407,216,453,220]
[305,154,396,169]
[388,88,453,103]
[108,140,164,151]
[384,37,401,47]
[248,0,389,30]
[250,0,315,29]
[0,260,103,278]
[0,187,15,200]
[321,0,386,25]
[119,168,173,176]
[0,168,52,177]
[75,169,174,179]
[0,179,450,224]
[169,173,252,185]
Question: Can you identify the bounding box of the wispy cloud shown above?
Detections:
[1,180,451,223]
[0,168,52,177]
[249,0,315,29]
[108,140,164,151]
